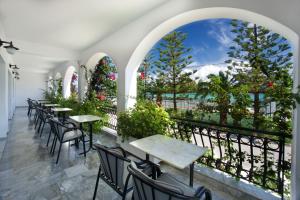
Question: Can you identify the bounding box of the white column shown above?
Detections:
[0,57,8,138]
[118,65,138,113]
[8,72,13,119]
[78,64,86,101]
[291,42,300,200]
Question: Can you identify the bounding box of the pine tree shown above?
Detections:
[137,52,154,99]
[226,19,293,130]
[155,31,193,111]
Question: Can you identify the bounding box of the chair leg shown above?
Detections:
[75,138,79,148]
[37,120,42,133]
[40,122,45,137]
[82,136,86,157]
[46,129,52,147]
[50,136,57,155]
[34,118,39,129]
[52,137,58,156]
[93,165,101,200]
[56,142,62,164]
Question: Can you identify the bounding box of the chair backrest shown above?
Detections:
[94,144,131,194]
[128,163,197,200]
[48,117,63,140]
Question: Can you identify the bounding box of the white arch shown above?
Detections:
[85,52,108,69]
[47,76,53,91]
[122,7,300,199]
[80,52,109,99]
[55,72,61,79]
[63,66,76,98]
[123,7,299,109]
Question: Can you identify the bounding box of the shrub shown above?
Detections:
[117,100,172,140]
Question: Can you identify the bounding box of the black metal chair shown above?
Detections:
[27,98,37,117]
[37,108,52,137]
[34,106,43,131]
[128,162,212,200]
[92,144,155,200]
[48,117,86,164]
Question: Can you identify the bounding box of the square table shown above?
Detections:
[40,101,51,105]
[51,108,72,122]
[44,104,60,107]
[69,115,101,153]
[130,134,207,186]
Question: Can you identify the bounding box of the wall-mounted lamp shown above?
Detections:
[12,71,19,76]
[9,64,20,70]
[0,39,19,55]
[15,76,20,80]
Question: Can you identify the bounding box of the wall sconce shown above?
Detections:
[12,71,19,76]
[15,76,20,80]
[9,64,20,70]
[0,39,19,55]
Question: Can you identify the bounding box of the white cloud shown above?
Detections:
[208,27,232,46]
[207,19,233,46]
[184,63,227,82]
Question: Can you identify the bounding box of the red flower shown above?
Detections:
[140,72,145,80]
[71,74,78,82]
[267,81,273,88]
[109,73,116,80]
[97,95,106,101]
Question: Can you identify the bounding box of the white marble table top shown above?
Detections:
[69,115,101,123]
[51,108,72,112]
[40,101,51,104]
[130,134,207,169]
[44,104,60,107]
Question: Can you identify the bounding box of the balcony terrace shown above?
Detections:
[0,1,300,200]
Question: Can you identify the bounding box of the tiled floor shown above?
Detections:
[0,108,233,200]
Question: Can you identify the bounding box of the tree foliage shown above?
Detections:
[89,56,117,101]
[226,19,295,131]
[155,31,193,111]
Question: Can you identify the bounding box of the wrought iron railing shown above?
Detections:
[170,117,291,198]
[102,106,117,130]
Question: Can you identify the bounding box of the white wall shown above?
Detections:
[0,22,14,138]
[15,71,46,106]
[0,56,9,138]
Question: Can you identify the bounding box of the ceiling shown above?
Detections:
[0,0,169,73]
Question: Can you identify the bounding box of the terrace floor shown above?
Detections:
[0,108,237,200]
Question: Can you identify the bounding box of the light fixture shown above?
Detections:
[9,64,20,70]
[15,76,20,80]
[13,71,19,76]
[0,39,19,55]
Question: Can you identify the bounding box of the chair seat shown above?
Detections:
[62,130,83,142]
[157,173,196,197]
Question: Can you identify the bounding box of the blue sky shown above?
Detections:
[148,18,235,80]
[152,18,234,66]
[143,18,293,81]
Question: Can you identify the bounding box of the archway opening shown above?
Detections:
[126,8,299,199]
[63,66,77,98]
[84,53,117,106]
[47,76,54,92]
[54,72,62,96]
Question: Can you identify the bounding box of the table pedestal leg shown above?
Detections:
[190,162,194,187]
[88,122,95,150]
[62,112,66,123]
[80,122,94,154]
[146,153,157,180]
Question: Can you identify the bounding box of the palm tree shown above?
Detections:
[197,71,232,125]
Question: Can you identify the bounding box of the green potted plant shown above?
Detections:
[117,100,172,160]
